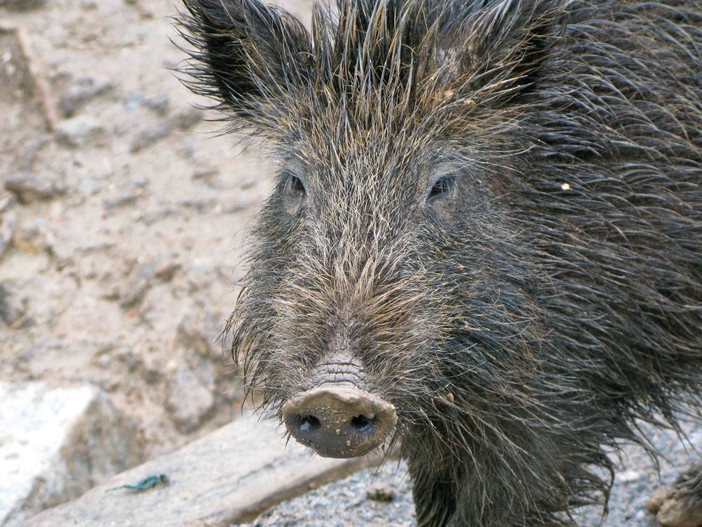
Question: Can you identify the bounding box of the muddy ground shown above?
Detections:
[0,0,315,459]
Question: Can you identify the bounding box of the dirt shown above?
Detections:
[0,0,309,460]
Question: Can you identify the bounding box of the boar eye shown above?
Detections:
[283,172,306,198]
[427,175,455,204]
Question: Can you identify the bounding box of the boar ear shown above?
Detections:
[442,0,562,104]
[178,0,312,133]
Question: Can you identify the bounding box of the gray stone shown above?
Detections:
[142,93,170,116]
[102,190,139,210]
[165,356,216,433]
[0,192,15,213]
[0,0,46,10]
[0,209,15,259]
[55,116,105,148]
[129,121,172,153]
[171,106,203,131]
[12,218,60,260]
[117,260,155,307]
[4,175,67,204]
[0,382,142,527]
[0,281,28,327]
[174,308,220,357]
[59,78,113,118]
[118,257,179,308]
[140,207,174,225]
[102,178,147,211]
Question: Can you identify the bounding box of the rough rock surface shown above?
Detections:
[243,420,701,527]
[241,461,416,527]
[0,382,142,527]
[21,414,388,527]
[0,0,298,471]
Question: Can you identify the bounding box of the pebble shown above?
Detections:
[0,192,16,213]
[142,93,170,116]
[0,209,15,259]
[102,191,139,210]
[191,167,219,184]
[55,115,105,148]
[172,106,204,131]
[4,175,67,204]
[129,121,172,153]
[17,138,49,173]
[174,308,220,356]
[179,198,218,214]
[366,482,395,503]
[0,0,46,10]
[140,207,174,225]
[103,180,147,210]
[11,219,61,260]
[60,77,113,118]
[118,256,180,308]
[0,281,29,327]
[165,351,216,434]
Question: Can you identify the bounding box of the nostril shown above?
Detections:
[296,415,321,432]
[282,385,397,458]
[350,414,374,433]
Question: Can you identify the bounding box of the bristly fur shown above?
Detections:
[177,0,702,525]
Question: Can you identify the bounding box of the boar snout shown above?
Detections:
[282,384,397,458]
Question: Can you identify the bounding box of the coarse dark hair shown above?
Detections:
[178,0,702,524]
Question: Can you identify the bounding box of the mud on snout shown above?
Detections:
[282,384,398,458]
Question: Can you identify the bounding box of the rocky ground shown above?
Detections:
[243,420,702,527]
[2,1,701,526]
[0,0,317,461]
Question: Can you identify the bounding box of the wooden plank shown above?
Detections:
[23,414,392,527]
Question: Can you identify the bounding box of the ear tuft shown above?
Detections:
[431,0,564,108]
[176,0,312,132]
[467,0,563,101]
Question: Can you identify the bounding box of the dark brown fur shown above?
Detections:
[177,0,702,525]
